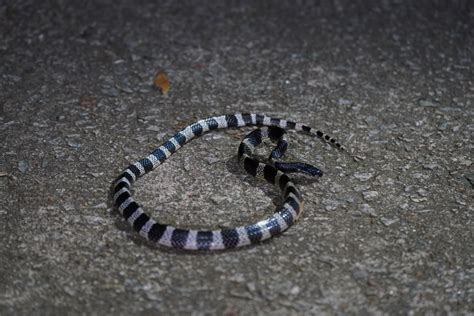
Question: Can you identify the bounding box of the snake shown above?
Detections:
[113,113,345,250]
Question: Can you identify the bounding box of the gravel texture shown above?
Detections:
[1,1,473,315]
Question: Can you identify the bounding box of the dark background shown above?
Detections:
[1,1,472,314]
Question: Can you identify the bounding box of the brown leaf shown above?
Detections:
[79,95,97,108]
[154,71,170,94]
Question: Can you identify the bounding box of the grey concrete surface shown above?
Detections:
[1,1,473,314]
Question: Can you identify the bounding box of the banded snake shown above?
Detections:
[113,113,345,250]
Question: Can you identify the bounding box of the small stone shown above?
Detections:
[353,172,373,182]
[360,204,377,217]
[87,172,104,178]
[464,173,474,187]
[363,191,379,201]
[211,196,226,204]
[410,196,427,203]
[354,184,370,192]
[438,122,449,131]
[156,132,167,140]
[18,160,29,173]
[41,158,49,168]
[459,158,471,167]
[102,87,119,97]
[116,85,134,93]
[404,185,415,193]
[84,215,106,225]
[63,203,75,211]
[147,126,161,132]
[67,139,81,148]
[350,210,362,217]
[416,188,428,197]
[183,163,191,172]
[9,74,22,82]
[323,199,340,211]
[440,107,461,112]
[289,286,300,295]
[145,291,160,301]
[246,282,256,292]
[337,98,352,106]
[380,217,398,227]
[418,99,438,107]
[92,202,108,209]
[64,285,76,296]
[205,156,220,164]
[416,209,433,213]
[353,155,365,162]
[352,266,369,281]
[423,163,438,170]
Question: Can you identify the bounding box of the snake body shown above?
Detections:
[113,113,344,250]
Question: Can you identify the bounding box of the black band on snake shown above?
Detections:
[113,113,345,250]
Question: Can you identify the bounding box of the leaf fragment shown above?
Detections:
[154,71,170,94]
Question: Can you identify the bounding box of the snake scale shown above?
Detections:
[113,113,345,250]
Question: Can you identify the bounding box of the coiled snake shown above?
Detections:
[113,113,345,250]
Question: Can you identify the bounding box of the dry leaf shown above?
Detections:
[79,95,97,108]
[154,71,170,94]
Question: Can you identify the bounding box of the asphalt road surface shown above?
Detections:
[1,1,472,314]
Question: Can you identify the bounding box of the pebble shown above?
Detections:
[64,285,76,296]
[102,87,119,97]
[353,172,374,182]
[87,172,104,178]
[205,156,220,164]
[84,215,106,225]
[156,132,167,140]
[246,282,256,292]
[438,122,449,131]
[423,163,438,170]
[353,155,366,162]
[18,160,29,173]
[323,199,340,211]
[41,158,49,168]
[416,209,433,213]
[416,188,428,197]
[211,195,227,204]
[459,158,471,167]
[464,173,474,187]
[289,286,301,295]
[183,162,191,171]
[363,191,379,201]
[410,196,427,203]
[380,217,398,227]
[354,184,370,192]
[116,85,134,94]
[147,126,161,132]
[440,107,461,112]
[360,204,377,217]
[404,185,415,193]
[418,99,438,107]
[411,172,426,179]
[92,202,108,209]
[67,139,81,148]
[63,203,75,211]
[337,98,352,106]
[352,266,369,281]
